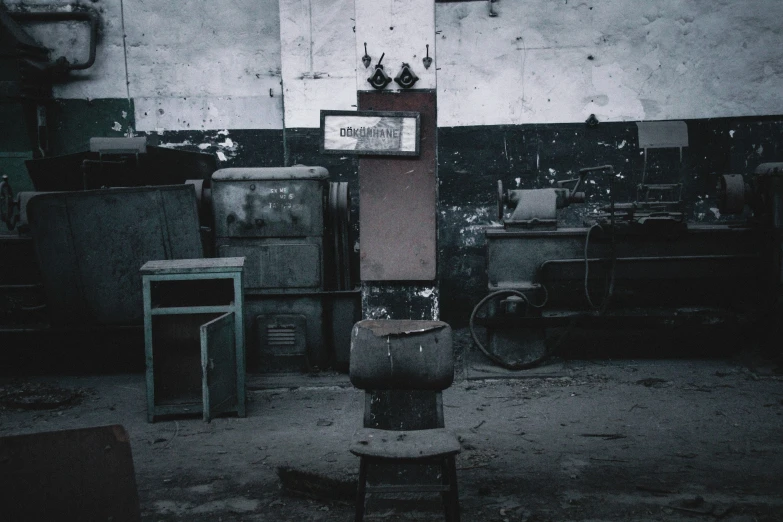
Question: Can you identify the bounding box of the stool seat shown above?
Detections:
[350,428,461,459]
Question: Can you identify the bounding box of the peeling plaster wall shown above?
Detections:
[12,0,783,130]
[5,0,284,131]
[127,0,283,131]
[436,0,783,126]
[279,0,356,129]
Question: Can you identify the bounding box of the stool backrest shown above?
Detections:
[349,320,453,391]
[350,320,453,431]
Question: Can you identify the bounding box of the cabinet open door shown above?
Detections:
[201,312,238,422]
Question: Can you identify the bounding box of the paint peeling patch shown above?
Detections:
[158,140,194,149]
[729,130,735,138]
[429,292,440,321]
[418,287,435,298]
[218,129,230,135]
[112,121,122,132]
[618,140,626,149]
[216,151,227,162]
[514,177,521,186]
[364,307,390,320]
[198,143,210,150]
[121,111,127,119]
[709,207,721,219]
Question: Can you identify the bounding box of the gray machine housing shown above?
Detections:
[211,167,358,372]
[477,162,781,368]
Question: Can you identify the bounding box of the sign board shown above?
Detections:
[320,110,420,156]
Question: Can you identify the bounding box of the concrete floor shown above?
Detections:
[1,330,782,521]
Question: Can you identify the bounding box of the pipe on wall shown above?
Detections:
[8,7,99,73]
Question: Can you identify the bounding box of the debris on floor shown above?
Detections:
[276,466,357,503]
[0,381,86,410]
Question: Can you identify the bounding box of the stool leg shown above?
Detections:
[446,455,460,522]
[355,457,368,522]
[441,457,452,521]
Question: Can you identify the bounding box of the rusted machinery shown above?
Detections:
[472,162,783,369]
[1,145,359,374]
[208,167,358,372]
[0,137,215,333]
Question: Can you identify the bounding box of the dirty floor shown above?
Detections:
[1,329,783,522]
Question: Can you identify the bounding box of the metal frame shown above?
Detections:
[355,454,459,522]
[141,259,245,422]
[320,110,421,156]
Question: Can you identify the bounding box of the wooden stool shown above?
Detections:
[349,320,460,522]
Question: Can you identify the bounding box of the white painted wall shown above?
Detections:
[5,0,285,131]
[354,0,436,92]
[127,0,283,131]
[279,0,357,129]
[436,0,783,127]
[7,0,783,130]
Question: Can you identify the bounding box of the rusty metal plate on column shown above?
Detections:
[358,91,437,281]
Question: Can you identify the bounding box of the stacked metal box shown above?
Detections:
[211,167,358,372]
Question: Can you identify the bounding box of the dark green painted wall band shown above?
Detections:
[7,97,783,325]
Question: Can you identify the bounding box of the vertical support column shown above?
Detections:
[354,0,439,320]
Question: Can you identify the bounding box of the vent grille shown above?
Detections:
[267,325,296,346]
[257,314,307,359]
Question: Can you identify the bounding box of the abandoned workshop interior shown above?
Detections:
[1,0,782,520]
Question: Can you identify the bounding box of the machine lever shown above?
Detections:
[574,165,614,197]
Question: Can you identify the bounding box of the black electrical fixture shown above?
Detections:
[394,63,419,89]
[423,44,432,69]
[362,42,371,69]
[367,53,391,90]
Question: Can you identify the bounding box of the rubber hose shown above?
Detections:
[469,289,553,370]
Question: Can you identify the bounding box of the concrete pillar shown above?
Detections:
[354,0,439,321]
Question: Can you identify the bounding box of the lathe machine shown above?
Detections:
[472,163,783,369]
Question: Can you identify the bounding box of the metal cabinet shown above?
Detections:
[141,258,245,422]
[211,167,360,373]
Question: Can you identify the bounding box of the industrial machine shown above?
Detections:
[208,167,358,372]
[0,137,215,327]
[1,151,359,374]
[471,161,783,370]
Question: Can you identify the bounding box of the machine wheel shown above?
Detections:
[716,174,746,215]
[327,182,352,290]
[469,289,554,370]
